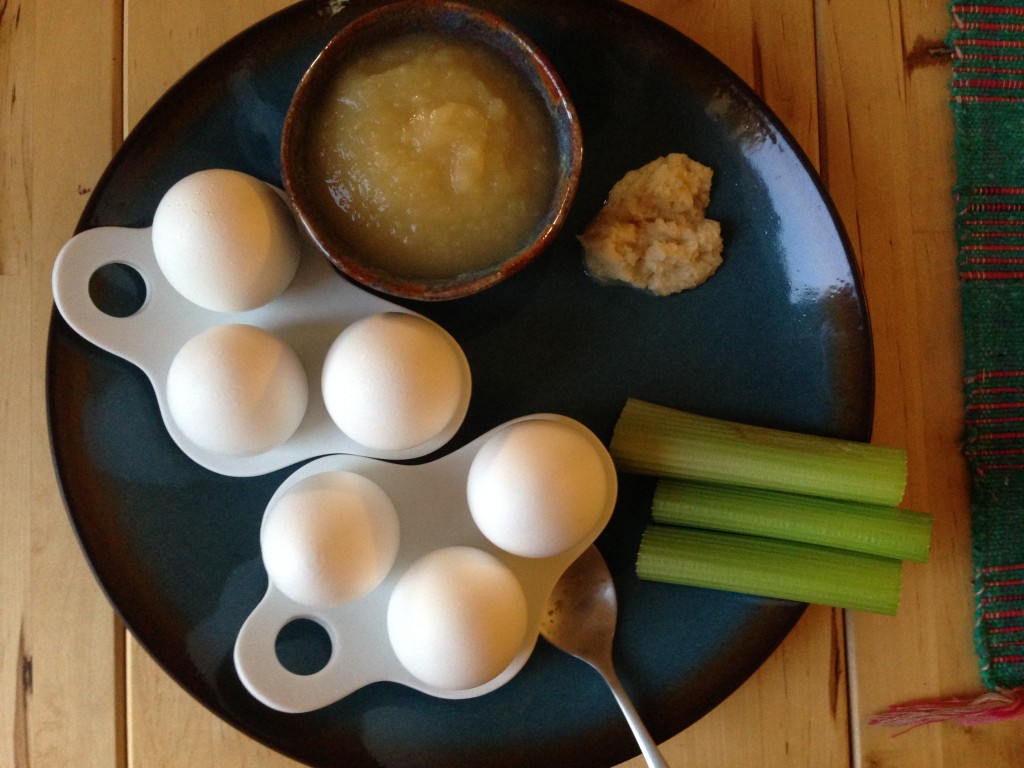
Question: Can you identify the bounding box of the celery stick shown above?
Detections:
[610,399,907,506]
[653,479,932,562]
[636,525,902,615]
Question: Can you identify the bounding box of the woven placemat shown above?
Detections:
[950,1,1024,691]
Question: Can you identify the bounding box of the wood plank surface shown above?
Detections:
[2,1,124,768]
[5,0,1024,767]
[819,1,1022,764]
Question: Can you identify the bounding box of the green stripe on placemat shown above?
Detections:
[950,2,1024,690]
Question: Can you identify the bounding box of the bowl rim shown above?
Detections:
[280,0,584,301]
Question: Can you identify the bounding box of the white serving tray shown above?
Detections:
[234,413,617,712]
[51,203,471,477]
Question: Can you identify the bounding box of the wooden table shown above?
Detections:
[4,1,1023,765]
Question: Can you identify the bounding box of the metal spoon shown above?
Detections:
[540,545,670,768]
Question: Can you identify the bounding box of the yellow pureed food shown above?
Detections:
[308,34,558,280]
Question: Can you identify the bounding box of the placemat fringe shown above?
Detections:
[868,687,1024,731]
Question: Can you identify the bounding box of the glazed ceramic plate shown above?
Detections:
[46,1,872,766]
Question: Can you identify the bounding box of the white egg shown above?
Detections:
[321,313,470,452]
[467,418,613,558]
[152,168,301,312]
[166,324,308,456]
[386,547,528,690]
[261,470,400,607]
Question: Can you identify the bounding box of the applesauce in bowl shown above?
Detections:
[281,1,583,300]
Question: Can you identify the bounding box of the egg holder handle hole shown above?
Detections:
[88,261,149,318]
[275,618,335,676]
[52,226,173,364]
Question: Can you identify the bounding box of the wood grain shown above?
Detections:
[123,0,294,132]
[820,0,1024,764]
[2,1,124,767]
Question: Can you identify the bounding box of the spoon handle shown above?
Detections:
[602,668,671,768]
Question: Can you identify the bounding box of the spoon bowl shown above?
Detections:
[540,545,670,768]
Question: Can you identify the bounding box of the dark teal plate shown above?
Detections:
[46,1,872,766]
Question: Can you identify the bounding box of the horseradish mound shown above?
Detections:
[578,153,723,296]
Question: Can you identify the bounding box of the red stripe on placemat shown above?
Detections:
[959,53,1024,62]
[974,569,1024,593]
[967,417,1024,427]
[963,271,1024,279]
[991,655,1024,664]
[954,95,1024,103]
[960,66,1024,76]
[968,401,1024,410]
[965,370,1024,385]
[964,218,1024,225]
[965,203,1024,211]
[972,187,1024,195]
[987,626,1024,638]
[955,79,1024,88]
[982,563,1024,574]
[953,4,1024,16]
[982,608,1024,620]
[981,594,1024,606]
[958,21,1024,32]
[957,37,1024,48]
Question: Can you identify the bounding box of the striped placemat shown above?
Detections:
[950,1,1024,691]
[863,4,1024,729]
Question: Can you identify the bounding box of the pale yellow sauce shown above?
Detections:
[308,34,558,280]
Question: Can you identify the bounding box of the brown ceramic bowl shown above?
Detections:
[280,0,583,301]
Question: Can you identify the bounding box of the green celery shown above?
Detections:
[610,399,907,506]
[653,479,932,562]
[636,525,903,615]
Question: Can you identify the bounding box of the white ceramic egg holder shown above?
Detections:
[235,414,616,712]
[51,212,468,477]
[51,185,616,713]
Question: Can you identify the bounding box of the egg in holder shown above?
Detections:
[51,169,472,475]
[52,168,617,711]
[234,414,617,711]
